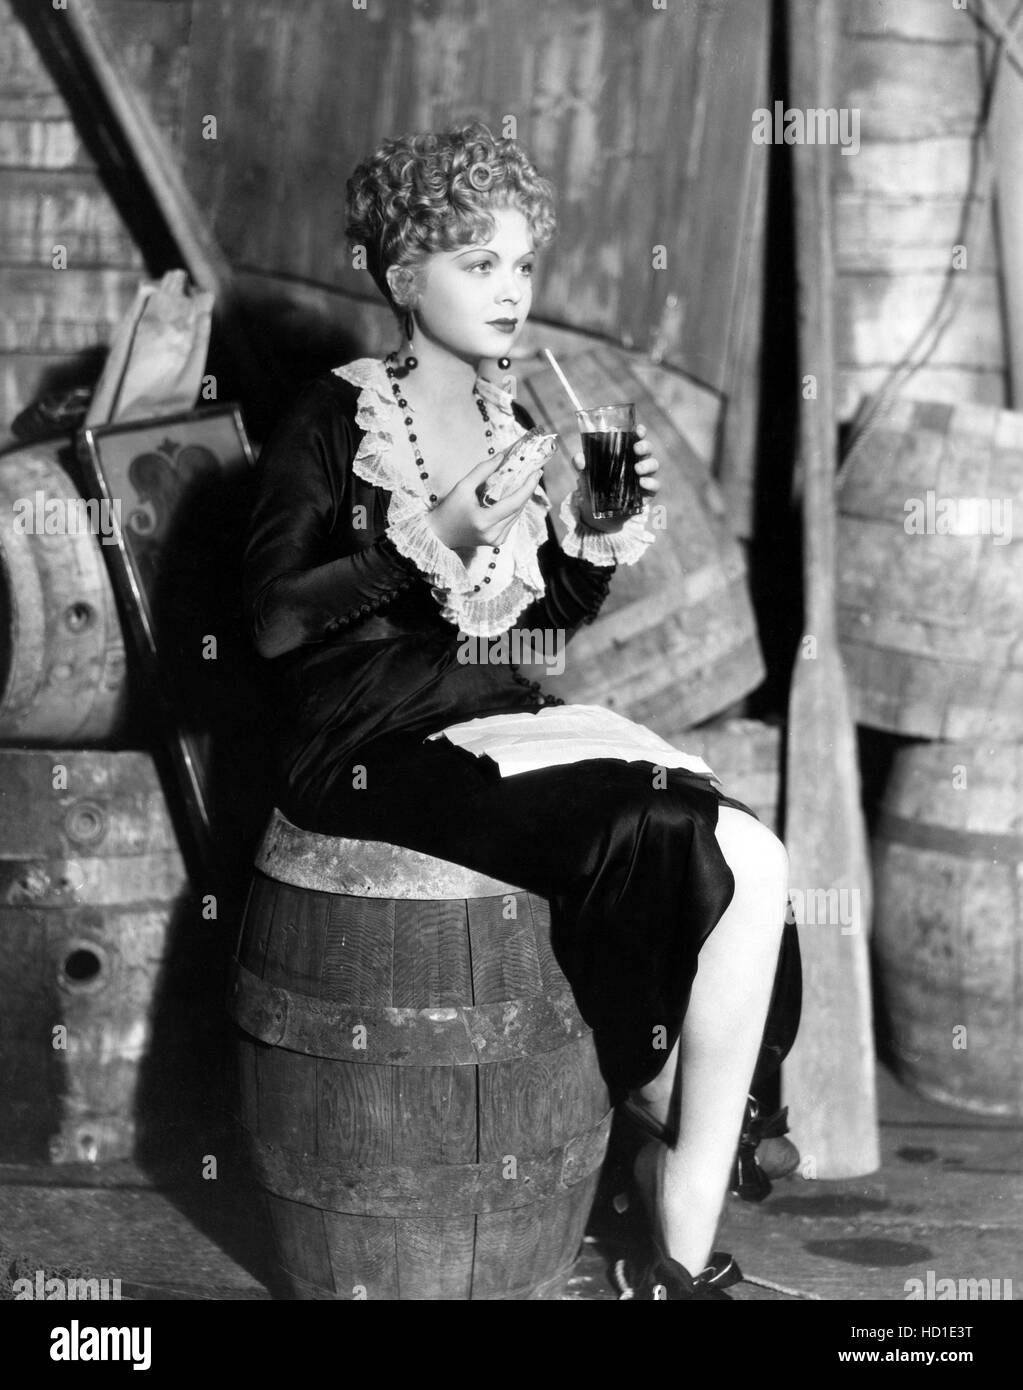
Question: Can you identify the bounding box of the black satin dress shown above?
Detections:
[242,372,800,1098]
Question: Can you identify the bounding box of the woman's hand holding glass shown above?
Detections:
[424,453,543,559]
[571,423,660,532]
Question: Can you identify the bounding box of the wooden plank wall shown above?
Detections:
[0,0,192,448]
[2,2,1011,464]
[1,0,767,502]
[179,0,767,399]
[834,1,1007,418]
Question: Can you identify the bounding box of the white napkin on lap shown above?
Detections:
[428,704,716,780]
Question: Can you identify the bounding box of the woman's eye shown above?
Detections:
[519,262,535,277]
[468,260,492,273]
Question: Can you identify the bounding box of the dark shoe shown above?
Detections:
[754,1104,800,1179]
[730,1096,799,1202]
[614,1250,743,1301]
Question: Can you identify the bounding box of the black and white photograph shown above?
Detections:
[0,0,1019,1361]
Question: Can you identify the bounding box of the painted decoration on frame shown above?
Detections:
[78,405,264,868]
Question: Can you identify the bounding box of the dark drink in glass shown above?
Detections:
[576,403,644,520]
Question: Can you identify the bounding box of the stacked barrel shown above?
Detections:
[837,398,1023,1117]
[0,437,190,1163]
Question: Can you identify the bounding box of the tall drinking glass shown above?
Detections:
[576,403,644,521]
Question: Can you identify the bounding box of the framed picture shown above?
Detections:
[77,405,257,874]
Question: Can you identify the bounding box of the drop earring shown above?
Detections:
[498,356,511,370]
[403,311,418,371]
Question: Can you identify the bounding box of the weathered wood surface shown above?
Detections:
[256,808,524,899]
[837,397,1023,741]
[4,0,766,522]
[2,1062,1017,1302]
[232,866,612,1300]
[4,0,765,454]
[0,267,141,354]
[678,717,782,833]
[836,273,1003,369]
[3,0,1010,488]
[2,0,190,131]
[842,36,982,140]
[1,168,145,267]
[0,440,129,744]
[0,0,191,445]
[834,195,997,274]
[836,135,976,200]
[0,749,189,1165]
[718,86,768,539]
[782,0,879,1180]
[0,116,92,170]
[873,740,1023,1118]
[833,7,1007,421]
[845,1,985,43]
[982,0,1023,406]
[838,366,1005,421]
[181,0,767,394]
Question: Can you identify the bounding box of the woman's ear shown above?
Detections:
[385,264,416,309]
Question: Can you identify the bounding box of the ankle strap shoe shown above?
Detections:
[614,1250,743,1301]
[730,1096,800,1201]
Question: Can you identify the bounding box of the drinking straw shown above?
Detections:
[541,348,585,413]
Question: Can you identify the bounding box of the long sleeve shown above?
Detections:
[515,514,615,637]
[242,376,419,658]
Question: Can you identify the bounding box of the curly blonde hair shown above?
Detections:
[345,121,557,320]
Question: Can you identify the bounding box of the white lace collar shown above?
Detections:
[331,357,550,639]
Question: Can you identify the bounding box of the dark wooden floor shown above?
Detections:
[1,1064,1019,1302]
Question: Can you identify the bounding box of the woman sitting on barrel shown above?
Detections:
[242,120,800,1301]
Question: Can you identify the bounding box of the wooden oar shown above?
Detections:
[781,0,879,1178]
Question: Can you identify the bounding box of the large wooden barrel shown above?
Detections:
[838,398,1023,740]
[0,749,190,1162]
[517,345,765,732]
[0,442,129,744]
[228,810,612,1300]
[834,4,1004,418]
[872,740,1023,1117]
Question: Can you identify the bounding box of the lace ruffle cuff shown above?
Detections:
[384,507,542,638]
[558,490,656,567]
[385,507,474,598]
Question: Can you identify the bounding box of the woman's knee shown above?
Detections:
[715,808,789,896]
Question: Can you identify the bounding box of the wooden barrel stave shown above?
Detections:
[0,443,129,743]
[0,749,189,1162]
[872,740,1023,1116]
[232,856,611,1300]
[258,1181,603,1302]
[838,398,1023,739]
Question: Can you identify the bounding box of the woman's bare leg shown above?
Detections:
[630,807,790,1272]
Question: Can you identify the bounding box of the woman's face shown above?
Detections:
[410,204,535,362]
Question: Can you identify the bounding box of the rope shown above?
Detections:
[744,1272,823,1300]
[974,0,1023,77]
[614,1259,823,1301]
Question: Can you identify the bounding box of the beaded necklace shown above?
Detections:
[384,351,502,594]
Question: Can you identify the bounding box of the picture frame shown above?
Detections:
[77,404,256,875]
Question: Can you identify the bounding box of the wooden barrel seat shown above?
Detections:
[228,809,612,1300]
